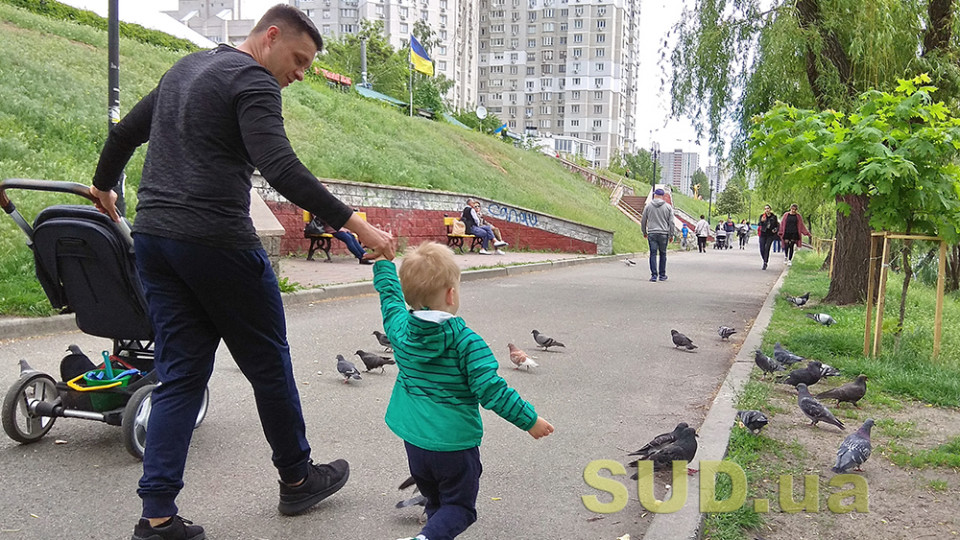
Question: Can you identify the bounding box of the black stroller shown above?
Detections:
[0,179,208,459]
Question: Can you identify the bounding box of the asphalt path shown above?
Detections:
[0,244,782,539]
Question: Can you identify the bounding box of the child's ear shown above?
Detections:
[445,286,457,306]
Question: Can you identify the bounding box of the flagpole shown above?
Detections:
[409,62,413,118]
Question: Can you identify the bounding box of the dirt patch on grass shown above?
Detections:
[462,139,508,175]
[746,379,960,539]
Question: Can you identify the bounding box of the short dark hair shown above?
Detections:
[700,214,705,219]
[252,4,323,52]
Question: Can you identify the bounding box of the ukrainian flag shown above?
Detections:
[410,35,434,77]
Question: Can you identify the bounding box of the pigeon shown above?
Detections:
[773,342,805,366]
[629,426,699,478]
[806,313,836,326]
[819,363,842,378]
[736,410,769,434]
[336,354,362,383]
[754,349,785,378]
[622,258,637,266]
[671,329,697,350]
[372,330,393,352]
[785,292,810,307]
[718,326,737,340]
[627,422,689,461]
[796,383,844,430]
[507,343,538,370]
[532,330,565,350]
[779,361,824,387]
[396,476,427,524]
[817,375,868,408]
[355,350,396,373]
[61,344,96,382]
[832,419,874,473]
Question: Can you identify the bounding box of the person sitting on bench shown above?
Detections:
[462,199,506,255]
[311,214,372,265]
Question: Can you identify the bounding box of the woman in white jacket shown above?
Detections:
[694,215,710,253]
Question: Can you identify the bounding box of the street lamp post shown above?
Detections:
[650,142,660,189]
[707,180,713,225]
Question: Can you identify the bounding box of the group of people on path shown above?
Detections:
[642,189,812,280]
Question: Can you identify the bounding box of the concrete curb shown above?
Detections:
[3,254,631,335]
[642,267,788,540]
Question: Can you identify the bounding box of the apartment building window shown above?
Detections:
[574,6,583,15]
[491,65,503,73]
[510,65,518,74]
[527,24,536,33]
[595,62,604,71]
[560,22,567,31]
[511,24,519,34]
[479,67,487,76]
[493,52,504,60]
[480,41,487,49]
[340,8,358,17]
[526,81,535,90]
[541,77,552,86]
[596,34,605,43]
[571,119,579,127]
[420,9,428,20]
[439,60,447,70]
[492,38,504,46]
[571,104,580,112]
[597,19,606,29]
[596,48,605,57]
[541,65,553,74]
[439,46,447,55]
[593,119,602,127]
[322,24,331,33]
[541,92,552,100]
[595,91,602,98]
[479,95,485,103]
[492,79,504,86]
[509,120,516,128]
[540,119,551,128]
[528,12,537,21]
[572,91,580,99]
[440,14,447,24]
[559,36,567,44]
[526,66,535,75]
[557,119,563,128]
[525,107,533,115]
[558,64,566,73]
[323,9,330,18]
[375,4,385,16]
[574,19,582,29]
[491,24,504,32]
[480,14,487,22]
[527,52,536,61]
[594,105,602,114]
[509,95,517,103]
[542,50,554,61]
[440,30,447,39]
[543,8,554,17]
[574,34,583,43]
[440,0,447,7]
[560,8,568,15]
[400,23,408,33]
[542,36,554,46]
[540,106,551,114]
[593,133,601,141]
[528,39,536,48]
[510,52,519,61]
[542,22,554,31]
[597,6,606,15]
[573,48,581,58]
[340,24,357,32]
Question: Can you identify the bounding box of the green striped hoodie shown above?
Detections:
[373,260,538,451]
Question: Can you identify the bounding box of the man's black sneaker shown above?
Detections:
[131,516,205,540]
[278,459,350,515]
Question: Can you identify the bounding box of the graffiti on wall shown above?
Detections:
[486,204,539,227]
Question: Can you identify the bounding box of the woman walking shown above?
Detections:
[695,215,710,253]
[757,205,779,270]
[778,203,811,266]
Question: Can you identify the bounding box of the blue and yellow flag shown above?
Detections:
[409,35,434,77]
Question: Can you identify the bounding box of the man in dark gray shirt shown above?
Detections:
[90,6,394,540]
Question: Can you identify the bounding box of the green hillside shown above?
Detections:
[0,4,644,316]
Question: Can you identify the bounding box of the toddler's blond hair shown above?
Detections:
[398,242,461,309]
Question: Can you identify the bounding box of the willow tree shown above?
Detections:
[667,0,960,303]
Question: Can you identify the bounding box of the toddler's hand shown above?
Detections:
[528,416,554,439]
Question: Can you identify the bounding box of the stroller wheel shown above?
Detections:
[3,373,59,444]
[122,384,210,460]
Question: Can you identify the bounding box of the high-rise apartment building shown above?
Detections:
[475,0,640,167]
[659,149,699,195]
[163,0,255,44]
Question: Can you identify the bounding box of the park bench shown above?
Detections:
[444,216,482,254]
[303,210,365,262]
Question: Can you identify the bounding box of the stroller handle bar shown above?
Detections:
[0,178,134,248]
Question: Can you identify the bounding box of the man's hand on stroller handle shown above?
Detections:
[89,185,120,223]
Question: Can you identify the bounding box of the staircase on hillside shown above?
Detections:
[617,195,646,225]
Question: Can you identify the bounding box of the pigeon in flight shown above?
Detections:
[507,343,539,370]
[336,354,362,383]
[796,383,844,431]
[754,349,785,378]
[806,313,836,326]
[736,410,769,434]
[817,375,868,408]
[779,361,824,387]
[819,363,842,378]
[372,330,393,352]
[773,342,805,366]
[671,330,697,350]
[355,350,396,373]
[532,330,565,350]
[627,422,689,461]
[832,419,874,473]
[718,326,737,340]
[629,426,699,477]
[785,292,810,307]
[622,258,637,266]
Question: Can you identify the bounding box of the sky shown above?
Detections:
[91,0,705,163]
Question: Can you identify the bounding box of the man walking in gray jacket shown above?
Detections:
[641,188,676,282]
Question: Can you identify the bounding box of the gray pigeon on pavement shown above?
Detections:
[796,383,845,431]
[372,330,393,351]
[806,313,836,326]
[532,330,565,350]
[671,329,697,350]
[754,349,785,378]
[718,326,737,340]
[629,426,699,477]
[832,419,874,473]
[396,476,427,524]
[736,410,769,434]
[773,342,805,366]
[785,292,810,307]
[819,363,842,378]
[627,422,689,461]
[356,350,396,373]
[336,354,362,383]
[817,375,868,408]
[779,361,824,387]
[622,258,637,266]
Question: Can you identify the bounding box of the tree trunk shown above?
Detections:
[823,193,871,304]
[895,234,914,345]
[923,0,954,56]
[795,0,857,108]
[947,244,960,293]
